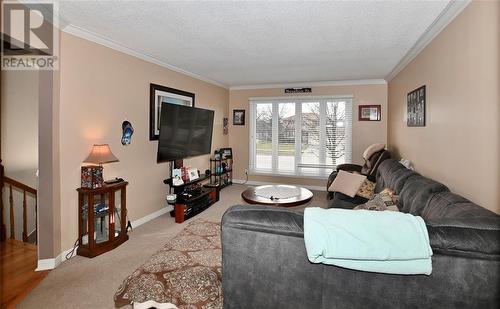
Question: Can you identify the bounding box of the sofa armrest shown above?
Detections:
[222,204,304,237]
[336,163,363,173]
[426,219,500,260]
[222,205,324,309]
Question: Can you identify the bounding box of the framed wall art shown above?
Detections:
[219,147,232,159]
[150,83,195,140]
[233,109,245,125]
[358,105,381,121]
[407,85,426,127]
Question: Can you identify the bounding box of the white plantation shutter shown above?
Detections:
[250,96,352,177]
[250,102,273,171]
[325,100,353,167]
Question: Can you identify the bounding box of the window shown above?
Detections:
[249,96,352,178]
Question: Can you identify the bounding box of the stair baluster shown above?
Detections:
[23,190,28,242]
[3,176,37,243]
[9,185,14,239]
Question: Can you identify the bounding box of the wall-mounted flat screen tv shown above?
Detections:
[157,104,214,163]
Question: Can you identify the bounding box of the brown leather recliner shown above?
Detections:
[336,149,391,181]
[327,145,390,207]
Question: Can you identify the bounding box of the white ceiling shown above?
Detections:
[52,0,456,88]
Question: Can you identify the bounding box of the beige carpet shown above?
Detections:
[19,184,327,309]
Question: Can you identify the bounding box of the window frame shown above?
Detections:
[249,95,353,179]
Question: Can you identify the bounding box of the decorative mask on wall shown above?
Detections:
[223,117,228,135]
[121,120,134,145]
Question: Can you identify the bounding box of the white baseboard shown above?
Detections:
[36,257,59,271]
[131,206,172,229]
[36,246,78,271]
[233,179,326,192]
[36,206,172,271]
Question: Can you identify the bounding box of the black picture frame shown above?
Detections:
[358,105,381,121]
[407,85,426,127]
[233,109,245,125]
[150,83,195,140]
[219,147,233,159]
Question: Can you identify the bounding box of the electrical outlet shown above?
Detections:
[244,169,248,175]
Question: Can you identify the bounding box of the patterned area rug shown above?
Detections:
[114,219,222,308]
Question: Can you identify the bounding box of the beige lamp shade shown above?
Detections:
[83,144,119,165]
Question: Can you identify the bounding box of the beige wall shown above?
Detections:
[387,1,499,213]
[1,70,39,176]
[229,84,387,188]
[58,32,229,251]
[1,70,39,244]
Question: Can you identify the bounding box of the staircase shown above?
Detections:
[0,162,38,244]
[0,162,46,308]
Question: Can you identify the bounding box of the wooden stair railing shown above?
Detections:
[2,175,37,244]
[0,162,5,241]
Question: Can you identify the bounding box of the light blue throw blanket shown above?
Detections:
[304,208,433,275]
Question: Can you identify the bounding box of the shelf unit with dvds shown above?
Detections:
[163,173,219,223]
[209,156,233,189]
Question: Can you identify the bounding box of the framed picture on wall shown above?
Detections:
[219,147,232,159]
[407,85,426,127]
[233,109,245,125]
[150,83,195,140]
[358,105,381,121]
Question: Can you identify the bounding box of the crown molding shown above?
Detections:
[229,79,387,91]
[385,0,471,81]
[62,24,229,89]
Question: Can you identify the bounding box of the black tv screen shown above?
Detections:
[157,104,214,162]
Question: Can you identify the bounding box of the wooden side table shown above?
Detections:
[76,181,129,257]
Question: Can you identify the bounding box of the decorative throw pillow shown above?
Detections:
[379,188,399,206]
[328,170,367,198]
[354,195,388,211]
[354,197,400,212]
[354,187,400,212]
[356,179,375,199]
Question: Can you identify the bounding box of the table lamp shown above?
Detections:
[81,144,119,188]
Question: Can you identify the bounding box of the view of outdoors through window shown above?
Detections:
[255,103,273,170]
[253,99,351,176]
[278,102,295,172]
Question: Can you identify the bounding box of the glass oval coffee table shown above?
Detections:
[241,185,313,207]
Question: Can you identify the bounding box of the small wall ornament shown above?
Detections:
[223,117,228,135]
[121,120,134,145]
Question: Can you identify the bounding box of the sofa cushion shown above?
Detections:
[422,192,500,259]
[399,175,449,214]
[422,192,497,222]
[374,159,416,194]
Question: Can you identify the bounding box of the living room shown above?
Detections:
[0,0,499,308]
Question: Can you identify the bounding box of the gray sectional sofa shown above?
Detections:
[221,159,500,308]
